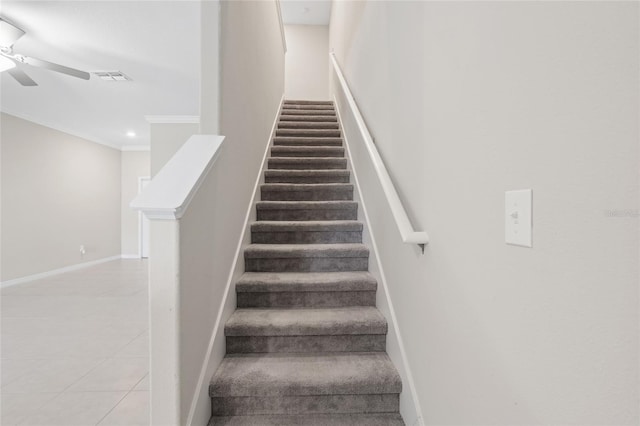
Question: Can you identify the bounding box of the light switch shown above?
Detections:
[505,189,532,247]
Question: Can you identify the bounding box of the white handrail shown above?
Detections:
[130,134,225,220]
[330,53,429,251]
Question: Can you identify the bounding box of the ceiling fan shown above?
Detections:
[0,17,90,86]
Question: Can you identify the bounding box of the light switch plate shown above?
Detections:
[505,189,532,247]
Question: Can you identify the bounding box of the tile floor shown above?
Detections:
[1,259,149,426]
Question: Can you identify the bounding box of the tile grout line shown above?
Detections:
[93,374,148,426]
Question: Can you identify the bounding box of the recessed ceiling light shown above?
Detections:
[126,131,136,138]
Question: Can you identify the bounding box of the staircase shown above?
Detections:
[208,100,405,425]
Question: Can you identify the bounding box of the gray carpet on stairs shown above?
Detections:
[208,100,405,425]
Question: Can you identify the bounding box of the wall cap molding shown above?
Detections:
[130,134,225,220]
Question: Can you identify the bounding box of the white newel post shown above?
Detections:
[130,135,225,426]
[148,220,181,425]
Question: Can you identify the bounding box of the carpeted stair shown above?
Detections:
[208,100,405,425]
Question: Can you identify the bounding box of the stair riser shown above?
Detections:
[277,129,341,137]
[268,159,347,170]
[209,414,404,426]
[211,394,399,416]
[236,291,376,308]
[270,148,345,158]
[278,122,339,130]
[245,258,368,273]
[284,100,333,105]
[280,115,338,122]
[226,335,386,354]
[264,174,350,184]
[252,231,362,244]
[283,105,335,111]
[261,188,353,202]
[257,209,357,221]
[273,137,342,146]
[279,110,336,116]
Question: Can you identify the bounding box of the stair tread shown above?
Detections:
[271,146,344,151]
[225,307,386,336]
[277,128,339,132]
[284,100,333,105]
[256,201,357,210]
[208,413,404,426]
[210,352,402,397]
[252,220,362,232]
[279,115,338,122]
[273,137,342,142]
[269,157,347,163]
[283,105,335,110]
[262,183,353,190]
[236,271,376,292]
[279,122,340,129]
[277,130,341,137]
[280,110,336,115]
[245,244,368,258]
[264,170,350,176]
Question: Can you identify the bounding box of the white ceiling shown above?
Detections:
[281,0,332,26]
[0,1,200,149]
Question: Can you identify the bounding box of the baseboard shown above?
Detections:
[121,254,141,259]
[185,94,285,426]
[1,255,123,288]
[333,94,425,426]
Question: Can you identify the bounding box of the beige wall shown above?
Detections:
[148,1,285,424]
[284,24,329,100]
[1,113,121,281]
[149,122,200,176]
[185,0,285,420]
[330,2,639,425]
[121,151,150,256]
[201,0,220,134]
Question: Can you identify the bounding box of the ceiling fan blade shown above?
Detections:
[23,56,90,80]
[0,18,25,48]
[8,69,37,86]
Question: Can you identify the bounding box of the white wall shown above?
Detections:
[149,121,200,176]
[183,1,285,421]
[330,2,639,425]
[121,151,150,257]
[143,1,285,424]
[1,113,121,281]
[284,24,329,100]
[201,0,220,134]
